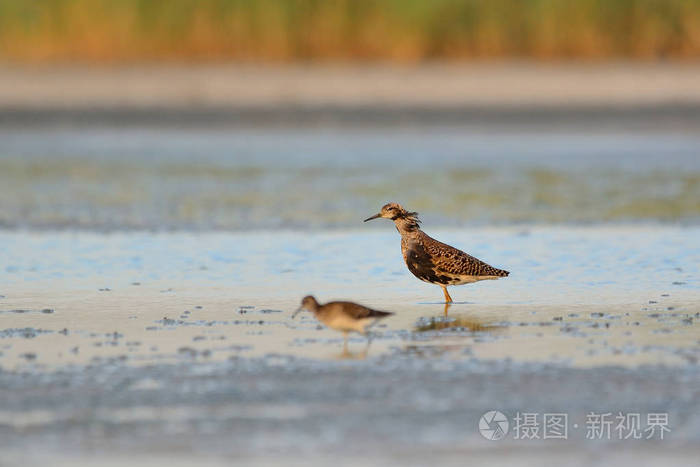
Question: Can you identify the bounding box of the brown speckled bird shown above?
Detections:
[364,202,509,303]
[293,295,393,352]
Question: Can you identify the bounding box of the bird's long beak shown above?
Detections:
[364,213,382,222]
[292,307,303,319]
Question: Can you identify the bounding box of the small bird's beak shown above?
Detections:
[364,213,382,222]
[292,307,303,319]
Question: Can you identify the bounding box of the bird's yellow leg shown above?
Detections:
[443,302,451,316]
[442,286,453,304]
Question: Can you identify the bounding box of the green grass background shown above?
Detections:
[0,0,698,62]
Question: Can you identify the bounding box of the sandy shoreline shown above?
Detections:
[4,63,700,108]
[2,63,700,125]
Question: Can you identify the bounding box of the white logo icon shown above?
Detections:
[479,410,509,440]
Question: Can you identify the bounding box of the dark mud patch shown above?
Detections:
[0,308,54,315]
[0,328,53,339]
[151,317,283,329]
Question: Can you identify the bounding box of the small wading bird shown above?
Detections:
[364,202,509,304]
[293,295,393,354]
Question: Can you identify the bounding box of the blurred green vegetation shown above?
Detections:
[0,0,698,62]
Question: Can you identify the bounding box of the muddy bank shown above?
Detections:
[1,64,700,126]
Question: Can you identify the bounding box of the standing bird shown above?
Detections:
[293,295,393,353]
[364,202,509,304]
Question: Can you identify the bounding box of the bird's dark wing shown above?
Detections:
[422,233,509,277]
[330,302,394,319]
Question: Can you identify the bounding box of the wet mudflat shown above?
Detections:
[0,227,698,465]
[0,227,698,367]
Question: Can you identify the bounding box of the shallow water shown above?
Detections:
[1,126,699,229]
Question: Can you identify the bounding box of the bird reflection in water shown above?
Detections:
[406,306,505,357]
[414,309,502,333]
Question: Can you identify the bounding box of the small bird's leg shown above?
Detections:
[363,331,373,356]
[441,286,453,304]
[443,302,451,316]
